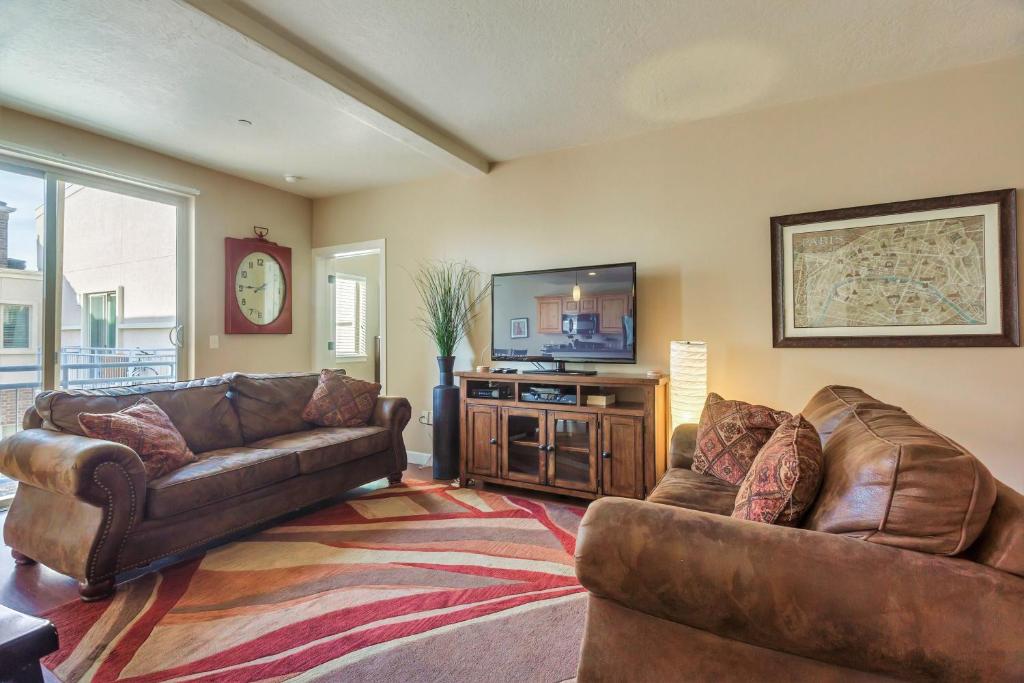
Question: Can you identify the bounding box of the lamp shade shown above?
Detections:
[670,341,707,427]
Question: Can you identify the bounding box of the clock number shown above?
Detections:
[237,284,243,292]
[257,258,264,266]
[241,298,246,306]
[241,270,247,279]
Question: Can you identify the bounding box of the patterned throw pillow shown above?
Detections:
[78,397,197,480]
[302,369,382,428]
[692,393,791,484]
[732,414,824,526]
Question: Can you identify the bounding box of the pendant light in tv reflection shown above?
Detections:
[572,270,581,301]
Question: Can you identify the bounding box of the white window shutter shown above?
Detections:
[333,275,366,358]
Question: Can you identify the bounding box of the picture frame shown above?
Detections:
[770,189,1018,347]
[510,317,529,339]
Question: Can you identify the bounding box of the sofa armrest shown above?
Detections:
[0,429,146,513]
[370,397,412,474]
[669,423,697,469]
[575,497,1024,681]
[370,396,412,431]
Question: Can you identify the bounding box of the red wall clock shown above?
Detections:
[225,228,293,334]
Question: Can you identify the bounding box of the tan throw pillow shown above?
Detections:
[302,369,381,428]
[732,414,824,526]
[692,393,791,485]
[78,397,197,480]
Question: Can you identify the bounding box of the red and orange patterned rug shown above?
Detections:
[43,480,587,682]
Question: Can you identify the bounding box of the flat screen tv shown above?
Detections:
[491,262,636,368]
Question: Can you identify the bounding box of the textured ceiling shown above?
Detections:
[1,0,1022,196]
[242,0,1024,161]
[0,0,445,196]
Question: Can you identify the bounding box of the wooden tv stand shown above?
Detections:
[456,370,668,500]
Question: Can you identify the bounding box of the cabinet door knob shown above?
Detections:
[602,451,612,459]
[538,443,547,451]
[546,444,555,452]
[489,437,498,445]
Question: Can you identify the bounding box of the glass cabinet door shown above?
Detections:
[546,412,598,492]
[501,408,546,484]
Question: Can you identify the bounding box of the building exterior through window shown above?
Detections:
[0,172,181,505]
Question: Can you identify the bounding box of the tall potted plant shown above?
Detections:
[412,260,489,480]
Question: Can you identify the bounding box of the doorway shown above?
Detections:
[312,240,386,391]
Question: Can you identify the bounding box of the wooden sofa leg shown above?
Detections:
[11,550,37,566]
[79,578,115,602]
[387,472,403,487]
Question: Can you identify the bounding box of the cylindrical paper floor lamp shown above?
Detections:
[670,341,707,428]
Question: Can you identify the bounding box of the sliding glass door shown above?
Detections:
[58,179,182,390]
[0,156,189,504]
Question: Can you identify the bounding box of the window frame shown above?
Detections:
[333,273,368,360]
[0,148,195,389]
[82,290,119,349]
[0,302,32,352]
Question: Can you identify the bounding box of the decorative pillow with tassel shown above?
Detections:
[302,369,381,428]
[732,414,824,526]
[692,393,791,485]
[78,397,197,480]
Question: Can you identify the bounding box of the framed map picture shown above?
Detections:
[771,189,1018,347]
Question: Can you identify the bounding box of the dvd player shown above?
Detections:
[520,386,577,405]
[469,385,512,399]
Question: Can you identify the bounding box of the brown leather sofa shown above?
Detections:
[0,372,411,601]
[575,386,1024,682]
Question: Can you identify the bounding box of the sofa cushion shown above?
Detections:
[964,481,1024,578]
[146,446,298,519]
[803,404,997,555]
[732,414,823,526]
[228,372,322,443]
[79,398,197,480]
[250,426,391,475]
[801,385,899,447]
[302,370,381,428]
[34,376,243,453]
[692,393,791,485]
[646,467,738,515]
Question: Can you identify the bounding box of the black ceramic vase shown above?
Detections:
[432,356,460,480]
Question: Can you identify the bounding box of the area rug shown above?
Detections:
[43,480,587,682]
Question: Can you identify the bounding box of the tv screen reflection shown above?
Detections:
[491,263,635,363]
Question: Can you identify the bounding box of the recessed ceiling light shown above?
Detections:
[237,118,253,126]
[588,271,597,276]
[284,174,302,183]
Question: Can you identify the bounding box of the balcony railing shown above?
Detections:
[0,346,177,504]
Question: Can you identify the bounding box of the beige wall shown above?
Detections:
[314,56,1024,489]
[0,107,313,377]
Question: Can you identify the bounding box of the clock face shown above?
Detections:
[234,251,285,325]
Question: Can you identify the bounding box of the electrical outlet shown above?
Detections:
[419,410,433,426]
[209,335,219,349]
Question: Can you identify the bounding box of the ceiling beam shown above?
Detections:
[179,0,490,176]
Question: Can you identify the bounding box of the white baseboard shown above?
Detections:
[407,450,433,466]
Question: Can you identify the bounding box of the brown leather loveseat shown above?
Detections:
[0,371,411,601]
[575,386,1024,681]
